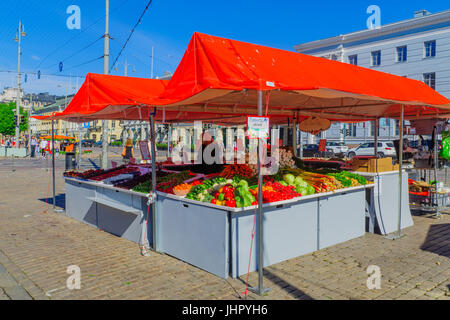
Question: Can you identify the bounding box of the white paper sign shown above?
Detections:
[247,116,270,139]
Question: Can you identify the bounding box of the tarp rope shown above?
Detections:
[243,90,271,298]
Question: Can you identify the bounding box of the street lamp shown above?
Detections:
[114,57,136,76]
[14,21,26,149]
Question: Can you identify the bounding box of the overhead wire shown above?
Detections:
[109,0,154,73]
[35,0,131,70]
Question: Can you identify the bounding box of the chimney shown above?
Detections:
[414,10,431,18]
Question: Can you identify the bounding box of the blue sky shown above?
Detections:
[0,0,449,96]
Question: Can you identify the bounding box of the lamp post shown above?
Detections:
[114,57,136,77]
[14,21,26,149]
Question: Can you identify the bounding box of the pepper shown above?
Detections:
[211,199,217,204]
[226,199,236,207]
[217,193,225,201]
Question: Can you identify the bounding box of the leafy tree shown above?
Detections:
[0,102,28,136]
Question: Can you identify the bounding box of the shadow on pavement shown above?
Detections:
[420,223,450,259]
[237,269,314,300]
[38,193,66,210]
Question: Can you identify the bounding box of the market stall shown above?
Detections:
[34,32,450,290]
[62,159,374,278]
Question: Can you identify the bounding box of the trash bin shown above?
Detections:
[65,152,76,170]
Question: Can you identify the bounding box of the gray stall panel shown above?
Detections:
[318,190,365,249]
[157,196,229,279]
[231,198,319,278]
[371,172,413,235]
[65,180,97,227]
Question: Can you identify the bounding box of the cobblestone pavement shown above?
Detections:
[0,160,449,300]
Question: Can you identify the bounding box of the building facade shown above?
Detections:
[294,9,450,143]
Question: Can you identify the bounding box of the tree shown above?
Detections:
[0,102,28,136]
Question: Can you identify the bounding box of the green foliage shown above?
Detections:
[0,102,28,136]
[111,141,122,146]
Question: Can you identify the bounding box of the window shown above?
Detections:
[371,50,381,66]
[396,46,407,62]
[348,55,358,65]
[424,40,436,58]
[423,72,436,89]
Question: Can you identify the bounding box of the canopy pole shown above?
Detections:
[249,90,271,296]
[293,114,298,157]
[52,119,56,212]
[387,106,405,240]
[77,123,82,170]
[150,109,159,251]
[374,118,379,158]
[433,125,441,218]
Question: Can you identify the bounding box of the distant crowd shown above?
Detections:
[1,137,75,158]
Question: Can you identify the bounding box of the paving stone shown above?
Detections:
[3,286,32,300]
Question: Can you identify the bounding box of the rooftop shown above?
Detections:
[294,9,450,52]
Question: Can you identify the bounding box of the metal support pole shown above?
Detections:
[77,123,82,170]
[101,0,110,169]
[387,106,405,240]
[293,115,298,157]
[249,90,271,296]
[374,119,379,158]
[150,111,158,251]
[299,129,303,159]
[52,120,56,211]
[433,126,440,218]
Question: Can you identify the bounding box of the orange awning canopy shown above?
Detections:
[151,32,450,120]
[40,135,76,140]
[33,32,450,124]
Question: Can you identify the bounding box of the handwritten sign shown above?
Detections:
[139,141,151,160]
[247,116,270,139]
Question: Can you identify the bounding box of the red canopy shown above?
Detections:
[34,32,450,124]
[152,32,450,120]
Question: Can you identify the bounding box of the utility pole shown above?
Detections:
[101,0,110,169]
[151,46,154,78]
[14,21,26,149]
[124,57,128,76]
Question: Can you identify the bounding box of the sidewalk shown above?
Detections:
[0,159,449,300]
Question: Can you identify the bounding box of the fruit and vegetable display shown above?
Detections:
[219,164,254,179]
[408,179,432,196]
[278,148,296,168]
[65,159,371,209]
[89,166,140,181]
[132,170,193,194]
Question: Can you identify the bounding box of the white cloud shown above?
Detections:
[31,55,40,61]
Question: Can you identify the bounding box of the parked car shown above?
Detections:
[81,139,95,148]
[93,141,103,148]
[326,141,348,156]
[301,144,334,158]
[346,141,396,159]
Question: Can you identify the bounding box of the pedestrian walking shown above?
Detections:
[40,139,47,158]
[30,137,37,158]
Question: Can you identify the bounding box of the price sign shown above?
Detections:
[247,116,270,139]
[318,139,327,152]
[139,141,151,161]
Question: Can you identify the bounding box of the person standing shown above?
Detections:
[122,139,134,164]
[40,139,47,158]
[30,137,37,158]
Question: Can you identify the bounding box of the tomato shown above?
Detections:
[211,199,217,204]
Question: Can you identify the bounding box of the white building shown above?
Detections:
[294,9,450,143]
